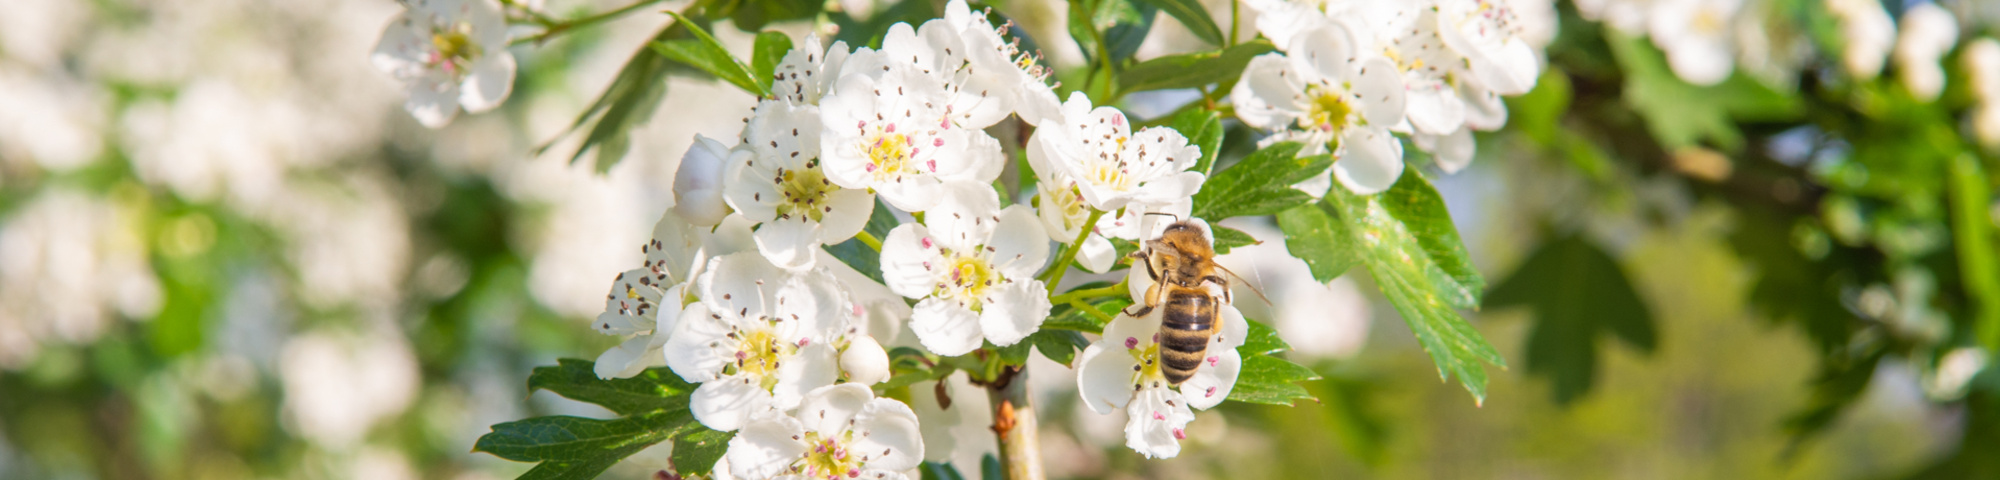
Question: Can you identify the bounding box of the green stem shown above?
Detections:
[1048,279,1128,305]
[853,230,884,252]
[1039,209,1106,287]
[512,0,668,46]
[1067,299,1117,324]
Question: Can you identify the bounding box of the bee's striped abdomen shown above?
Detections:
[1159,290,1217,385]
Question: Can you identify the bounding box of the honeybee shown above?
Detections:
[1122,216,1266,385]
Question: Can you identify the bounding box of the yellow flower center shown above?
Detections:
[797,431,864,478]
[727,327,788,391]
[936,253,999,309]
[1124,335,1166,387]
[1303,87,1354,133]
[775,165,839,222]
[429,23,479,75]
[862,128,919,182]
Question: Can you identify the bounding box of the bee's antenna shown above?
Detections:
[1141,212,1184,222]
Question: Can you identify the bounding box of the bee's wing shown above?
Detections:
[1213,264,1274,308]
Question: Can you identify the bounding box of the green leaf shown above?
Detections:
[527,359,694,416]
[1132,0,1223,45]
[1118,41,1273,94]
[1239,318,1291,357]
[541,22,687,172]
[981,454,1003,480]
[1606,31,1799,150]
[1485,235,1656,405]
[921,461,968,480]
[1210,225,1259,255]
[1276,203,1358,283]
[1321,173,1504,404]
[824,199,896,283]
[1949,155,2000,350]
[730,0,823,32]
[1165,108,1224,176]
[1025,329,1092,366]
[1227,355,1322,406]
[653,13,767,97]
[474,413,684,479]
[671,427,735,476]
[749,31,794,91]
[1068,0,1155,66]
[1191,142,1330,220]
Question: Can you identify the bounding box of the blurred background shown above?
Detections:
[1,0,1995,478]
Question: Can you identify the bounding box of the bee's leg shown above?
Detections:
[1122,281,1163,317]
[1202,275,1230,303]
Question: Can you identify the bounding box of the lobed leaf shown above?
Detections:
[1164,108,1224,176]
[749,31,794,91]
[654,13,767,97]
[671,427,736,476]
[527,359,695,416]
[1276,203,1358,283]
[1132,0,1224,45]
[1238,318,1292,357]
[1485,235,1656,405]
[1210,225,1258,255]
[474,412,684,470]
[1319,173,1504,404]
[1118,41,1273,94]
[1025,329,1092,366]
[1191,142,1330,220]
[1226,355,1322,406]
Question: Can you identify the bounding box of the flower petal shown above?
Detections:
[754,216,823,272]
[593,334,657,379]
[879,224,942,299]
[702,252,786,319]
[988,206,1050,278]
[796,383,875,435]
[1179,348,1240,410]
[1230,54,1306,131]
[1352,57,1406,127]
[979,280,1051,346]
[851,398,926,471]
[404,78,460,128]
[819,188,877,244]
[459,53,515,113]
[910,298,984,356]
[772,342,840,410]
[1122,387,1193,458]
[664,303,733,383]
[926,182,1002,252]
[692,375,777,432]
[1333,127,1405,195]
[1077,233,1116,274]
[727,411,809,479]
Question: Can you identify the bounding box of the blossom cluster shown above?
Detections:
[571,0,1249,472]
[1236,0,1557,192]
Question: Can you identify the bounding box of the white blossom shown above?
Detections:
[1825,0,1895,81]
[773,34,851,106]
[880,184,1052,355]
[839,334,891,384]
[1893,3,1958,102]
[728,99,878,271]
[1436,0,1542,95]
[1075,219,1245,459]
[675,134,741,227]
[1032,179,1118,273]
[664,252,858,431]
[370,0,514,127]
[725,384,924,480]
[1647,0,1741,86]
[1967,38,2000,151]
[1231,22,1407,194]
[595,210,740,378]
[1029,92,1205,211]
[941,0,1063,126]
[819,49,1005,212]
